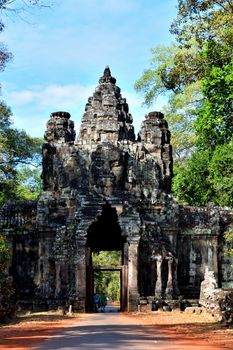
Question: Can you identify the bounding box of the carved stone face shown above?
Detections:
[90,144,125,194]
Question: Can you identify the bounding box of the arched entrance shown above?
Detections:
[86,203,128,312]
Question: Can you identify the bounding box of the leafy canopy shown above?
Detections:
[135,1,233,207]
[0,234,10,278]
[0,101,42,206]
[92,251,121,301]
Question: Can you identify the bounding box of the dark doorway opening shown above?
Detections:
[86,203,128,312]
[86,203,125,251]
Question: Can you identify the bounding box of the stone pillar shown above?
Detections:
[35,241,42,287]
[74,240,87,312]
[207,241,213,270]
[128,236,140,311]
[209,237,219,277]
[173,258,180,296]
[123,242,128,265]
[42,257,50,296]
[155,255,162,298]
[55,262,61,298]
[165,258,173,299]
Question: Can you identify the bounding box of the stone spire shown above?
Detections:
[99,66,116,84]
[77,67,135,149]
[44,111,76,143]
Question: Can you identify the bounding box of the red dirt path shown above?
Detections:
[129,311,233,349]
[0,311,232,350]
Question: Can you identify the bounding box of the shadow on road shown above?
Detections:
[36,323,171,349]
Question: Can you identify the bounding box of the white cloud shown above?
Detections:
[2,83,94,137]
[6,83,95,110]
[2,82,168,137]
[2,0,175,80]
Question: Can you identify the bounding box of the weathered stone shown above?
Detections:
[199,267,233,322]
[0,68,232,315]
[184,307,203,314]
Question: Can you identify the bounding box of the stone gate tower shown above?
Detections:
[36,67,179,311]
[1,67,232,312]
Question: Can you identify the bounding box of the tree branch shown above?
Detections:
[215,1,233,13]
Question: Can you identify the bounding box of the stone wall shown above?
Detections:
[0,67,232,312]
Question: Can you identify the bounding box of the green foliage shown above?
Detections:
[92,251,121,267]
[195,55,233,149]
[224,231,233,259]
[136,1,233,207]
[0,101,42,206]
[94,271,120,302]
[172,149,213,205]
[171,0,233,47]
[172,141,233,207]
[135,45,202,159]
[208,141,233,207]
[0,234,16,320]
[0,234,10,278]
[93,251,121,301]
[15,167,42,201]
[135,45,179,104]
[164,81,200,159]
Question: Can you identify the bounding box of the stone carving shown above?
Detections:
[0,68,232,313]
[45,111,76,143]
[199,267,219,306]
[77,66,135,148]
[200,267,233,323]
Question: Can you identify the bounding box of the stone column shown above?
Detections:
[128,236,140,312]
[173,258,180,296]
[123,242,128,265]
[155,255,163,298]
[165,258,173,299]
[35,241,42,287]
[42,257,49,296]
[74,240,87,312]
[209,237,219,276]
[207,241,213,270]
[55,262,61,298]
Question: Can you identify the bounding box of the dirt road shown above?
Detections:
[34,310,221,350]
[1,308,232,350]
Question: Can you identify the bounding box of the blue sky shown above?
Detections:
[1,0,177,137]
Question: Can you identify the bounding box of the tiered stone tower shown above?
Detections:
[1,67,232,314]
[77,66,135,148]
[36,67,178,311]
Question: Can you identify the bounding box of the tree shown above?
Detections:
[15,167,42,201]
[0,233,10,278]
[135,45,202,159]
[0,101,42,206]
[92,251,121,301]
[135,1,233,125]
[0,1,52,205]
[172,42,233,206]
[0,0,50,11]
[172,149,213,205]
[224,230,233,265]
[195,48,233,149]
[170,0,233,47]
[135,1,233,206]
[208,141,233,207]
[0,234,16,319]
[0,0,48,316]
[163,82,200,159]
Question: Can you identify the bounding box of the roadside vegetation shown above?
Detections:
[135,0,233,207]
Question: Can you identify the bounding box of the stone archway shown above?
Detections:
[85,203,128,312]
